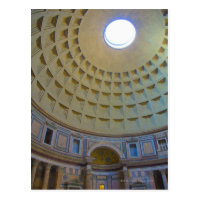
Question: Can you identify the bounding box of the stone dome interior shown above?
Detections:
[31,9,168,136]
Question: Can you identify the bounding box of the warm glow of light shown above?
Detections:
[104,19,136,49]
[99,184,105,190]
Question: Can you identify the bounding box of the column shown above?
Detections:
[31,159,39,188]
[85,164,92,189]
[160,169,168,189]
[128,170,132,181]
[123,166,129,189]
[42,163,51,189]
[148,171,156,189]
[93,175,97,189]
[55,166,63,189]
[107,175,112,189]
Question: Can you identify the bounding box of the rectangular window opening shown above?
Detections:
[129,143,138,157]
[44,128,53,145]
[73,139,80,154]
[158,139,167,151]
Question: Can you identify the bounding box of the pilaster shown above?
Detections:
[85,164,92,189]
[42,163,51,189]
[160,169,168,189]
[123,166,129,189]
[31,159,39,188]
[55,166,63,189]
[148,171,156,189]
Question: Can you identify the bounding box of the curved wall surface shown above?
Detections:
[31,106,168,189]
[31,9,168,190]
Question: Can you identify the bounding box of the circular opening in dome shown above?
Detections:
[104,19,136,49]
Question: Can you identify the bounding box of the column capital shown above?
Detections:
[56,166,63,172]
[160,169,167,174]
[45,163,51,170]
[148,171,154,176]
[84,156,95,163]
[86,164,92,170]
[123,166,128,171]
[33,159,39,166]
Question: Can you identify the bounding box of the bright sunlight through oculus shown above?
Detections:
[104,19,136,49]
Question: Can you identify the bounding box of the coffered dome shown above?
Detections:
[31,9,168,136]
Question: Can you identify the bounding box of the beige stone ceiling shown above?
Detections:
[31,9,168,136]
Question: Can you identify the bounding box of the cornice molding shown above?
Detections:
[32,140,167,168]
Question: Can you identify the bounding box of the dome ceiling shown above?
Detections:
[31,9,168,136]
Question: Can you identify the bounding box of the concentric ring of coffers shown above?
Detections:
[31,9,168,136]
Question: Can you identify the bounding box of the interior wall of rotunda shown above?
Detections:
[31,9,168,190]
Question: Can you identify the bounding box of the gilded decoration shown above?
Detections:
[90,148,119,165]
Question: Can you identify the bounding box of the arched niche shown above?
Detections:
[90,147,120,165]
[87,142,124,159]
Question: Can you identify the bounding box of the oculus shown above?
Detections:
[104,19,136,49]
